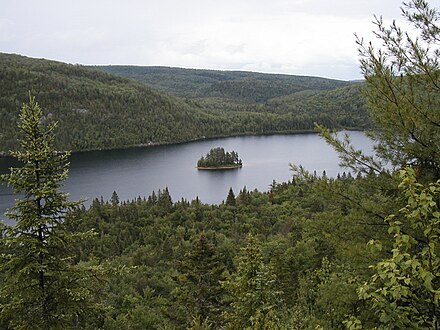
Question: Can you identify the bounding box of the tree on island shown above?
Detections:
[197,147,242,168]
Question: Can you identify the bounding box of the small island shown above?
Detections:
[197,147,243,170]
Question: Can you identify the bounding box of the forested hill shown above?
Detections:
[0,53,211,152]
[97,65,370,132]
[0,53,370,154]
[96,65,353,102]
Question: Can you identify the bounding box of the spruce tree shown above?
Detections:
[226,187,236,206]
[158,187,173,214]
[111,190,120,206]
[175,233,226,327]
[0,97,100,329]
[222,234,283,330]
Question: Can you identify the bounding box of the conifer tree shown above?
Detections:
[226,187,236,206]
[158,187,173,214]
[0,97,101,329]
[237,186,251,205]
[111,190,120,206]
[356,0,440,179]
[320,1,440,328]
[175,233,226,327]
[222,234,283,330]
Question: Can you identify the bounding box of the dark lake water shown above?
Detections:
[0,132,373,223]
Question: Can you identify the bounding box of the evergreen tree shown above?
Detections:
[226,187,236,206]
[323,1,440,328]
[237,186,251,205]
[158,187,173,214]
[222,234,283,330]
[175,233,226,327]
[357,0,440,179]
[147,190,157,205]
[197,147,242,168]
[0,97,101,329]
[111,190,120,206]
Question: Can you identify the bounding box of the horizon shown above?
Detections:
[1,0,405,81]
[5,51,365,82]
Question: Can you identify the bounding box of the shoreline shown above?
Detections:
[0,128,365,158]
[197,165,243,170]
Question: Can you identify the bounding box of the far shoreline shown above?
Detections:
[0,128,366,158]
[0,130,315,158]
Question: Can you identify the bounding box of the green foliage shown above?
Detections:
[317,124,385,175]
[356,0,440,178]
[222,234,283,330]
[266,83,371,129]
[358,168,440,329]
[99,64,371,133]
[293,257,362,329]
[0,53,211,153]
[0,53,371,155]
[197,147,242,168]
[226,188,236,206]
[174,233,226,327]
[187,315,213,330]
[0,97,102,329]
[312,2,440,328]
[97,65,351,101]
[51,167,401,329]
[4,3,439,328]
[111,191,119,206]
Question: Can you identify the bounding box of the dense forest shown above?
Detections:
[0,53,369,155]
[95,65,351,101]
[1,0,440,329]
[96,65,370,131]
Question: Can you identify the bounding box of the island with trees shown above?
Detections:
[197,147,242,170]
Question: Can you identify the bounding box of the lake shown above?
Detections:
[0,132,373,223]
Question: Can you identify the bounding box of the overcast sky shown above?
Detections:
[1,0,407,80]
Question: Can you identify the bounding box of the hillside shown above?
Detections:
[96,65,352,102]
[0,54,370,154]
[265,83,370,129]
[0,53,213,152]
[97,65,370,129]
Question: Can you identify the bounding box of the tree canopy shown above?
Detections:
[197,147,242,168]
[0,53,370,154]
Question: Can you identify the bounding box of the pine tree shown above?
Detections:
[321,1,440,328]
[0,97,101,329]
[356,0,440,179]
